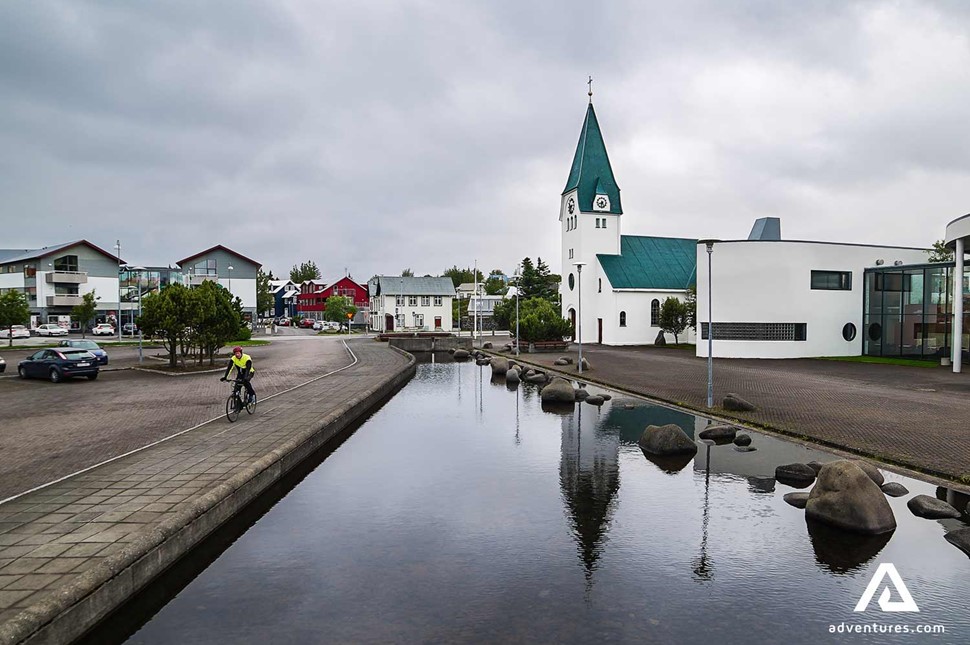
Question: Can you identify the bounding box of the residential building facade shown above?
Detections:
[297,276,370,326]
[368,276,454,332]
[176,245,261,322]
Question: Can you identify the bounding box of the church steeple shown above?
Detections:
[562,103,622,215]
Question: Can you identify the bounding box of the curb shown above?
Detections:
[1,349,416,645]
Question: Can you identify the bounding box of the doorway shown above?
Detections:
[597,318,603,344]
[385,314,394,331]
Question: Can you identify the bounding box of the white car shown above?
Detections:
[35,324,69,337]
[92,323,115,336]
[0,325,31,339]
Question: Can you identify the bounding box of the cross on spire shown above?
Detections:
[587,75,593,102]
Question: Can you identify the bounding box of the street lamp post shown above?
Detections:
[573,262,586,374]
[513,267,520,356]
[115,241,122,341]
[227,265,234,295]
[701,240,716,408]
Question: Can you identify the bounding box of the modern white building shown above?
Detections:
[559,101,696,346]
[368,276,455,332]
[695,239,929,359]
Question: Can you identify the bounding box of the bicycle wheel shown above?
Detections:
[246,392,257,414]
[226,394,241,423]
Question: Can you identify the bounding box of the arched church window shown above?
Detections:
[568,273,575,291]
[619,311,627,327]
[651,299,660,326]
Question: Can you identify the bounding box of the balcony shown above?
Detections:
[45,271,88,285]
[187,274,216,286]
[47,294,84,307]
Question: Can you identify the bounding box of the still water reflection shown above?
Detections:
[124,361,970,644]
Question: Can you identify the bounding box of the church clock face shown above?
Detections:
[567,197,575,214]
[595,197,608,209]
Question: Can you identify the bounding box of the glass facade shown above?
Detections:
[863,262,962,360]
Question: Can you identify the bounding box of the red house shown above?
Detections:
[297,276,370,325]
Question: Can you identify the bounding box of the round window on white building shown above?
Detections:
[568,273,575,291]
[842,323,857,342]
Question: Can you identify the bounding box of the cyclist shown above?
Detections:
[220,346,256,403]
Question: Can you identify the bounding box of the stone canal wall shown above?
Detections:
[388,336,473,352]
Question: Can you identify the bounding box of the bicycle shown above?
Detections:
[225,377,257,422]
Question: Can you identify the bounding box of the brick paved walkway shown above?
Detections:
[0,340,411,644]
[495,343,970,482]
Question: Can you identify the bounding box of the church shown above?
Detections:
[558,99,697,346]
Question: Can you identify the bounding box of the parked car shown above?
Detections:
[18,348,100,382]
[0,325,31,339]
[312,320,324,331]
[299,318,316,329]
[0,356,5,373]
[122,322,138,335]
[92,323,115,336]
[276,318,290,326]
[35,323,69,337]
[325,321,341,331]
[58,339,109,365]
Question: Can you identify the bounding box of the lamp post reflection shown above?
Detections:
[692,439,715,582]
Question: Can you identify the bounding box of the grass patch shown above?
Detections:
[647,343,694,351]
[816,355,936,368]
[223,340,271,347]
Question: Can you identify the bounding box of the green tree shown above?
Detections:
[658,297,689,344]
[138,284,199,367]
[401,268,414,277]
[71,291,99,339]
[484,269,507,295]
[684,284,697,329]
[928,240,954,263]
[517,297,573,342]
[442,266,483,288]
[323,295,358,326]
[256,270,274,318]
[191,281,241,365]
[0,290,30,347]
[290,260,322,282]
[452,297,469,327]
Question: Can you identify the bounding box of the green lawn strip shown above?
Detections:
[816,355,936,368]
[222,340,271,347]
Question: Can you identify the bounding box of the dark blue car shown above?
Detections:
[58,339,109,365]
[18,348,100,382]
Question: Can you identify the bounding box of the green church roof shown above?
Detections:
[562,103,622,214]
[597,236,698,289]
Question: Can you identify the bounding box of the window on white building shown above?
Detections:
[601,218,606,228]
[811,270,852,290]
[408,296,418,306]
[619,311,626,327]
[414,314,424,328]
[650,299,660,326]
[598,278,601,293]
[595,218,600,228]
[421,296,430,307]
[434,296,442,306]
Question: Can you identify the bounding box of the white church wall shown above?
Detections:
[695,240,929,359]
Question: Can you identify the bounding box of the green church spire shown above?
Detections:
[562,102,622,215]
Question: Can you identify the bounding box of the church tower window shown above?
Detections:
[651,299,660,326]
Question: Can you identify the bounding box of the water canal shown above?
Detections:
[113,360,969,643]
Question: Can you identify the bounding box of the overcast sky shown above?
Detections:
[2,1,968,279]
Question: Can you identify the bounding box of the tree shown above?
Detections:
[928,240,954,263]
[323,295,357,324]
[0,290,30,347]
[442,266,483,288]
[191,281,241,365]
[658,297,689,344]
[71,291,99,339]
[401,268,414,277]
[256,270,274,318]
[517,297,573,342]
[290,260,322,282]
[138,284,199,367]
[484,269,507,296]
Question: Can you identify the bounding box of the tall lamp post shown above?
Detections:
[227,265,234,295]
[115,241,122,341]
[573,262,586,374]
[513,267,520,356]
[700,240,716,408]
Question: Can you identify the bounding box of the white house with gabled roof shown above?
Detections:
[368,276,455,332]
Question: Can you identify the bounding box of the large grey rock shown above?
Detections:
[852,461,885,487]
[601,394,612,401]
[638,424,698,457]
[541,377,577,403]
[506,368,520,384]
[574,389,590,401]
[579,357,591,371]
[654,330,666,346]
[490,357,509,376]
[881,482,908,497]
[784,492,810,509]
[476,358,491,366]
[775,463,817,488]
[945,528,970,558]
[734,445,757,453]
[525,372,548,384]
[585,395,605,406]
[699,425,736,441]
[807,461,824,474]
[554,358,570,366]
[557,356,573,364]
[452,349,470,360]
[733,434,752,447]
[723,393,756,412]
[907,494,962,519]
[805,461,897,535]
